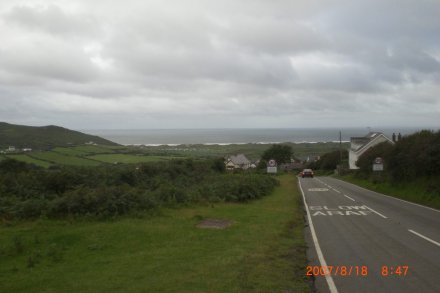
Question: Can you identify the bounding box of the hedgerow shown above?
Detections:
[0,158,277,219]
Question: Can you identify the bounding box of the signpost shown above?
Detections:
[372,157,384,171]
[267,159,277,174]
[372,157,384,182]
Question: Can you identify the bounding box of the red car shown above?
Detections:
[301,169,314,178]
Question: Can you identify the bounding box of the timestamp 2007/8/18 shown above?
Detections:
[306,265,409,277]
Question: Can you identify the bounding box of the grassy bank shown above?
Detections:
[338,175,440,210]
[0,175,309,292]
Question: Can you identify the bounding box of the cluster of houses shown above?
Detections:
[1,141,97,154]
[0,146,32,154]
[224,131,398,172]
[224,154,305,171]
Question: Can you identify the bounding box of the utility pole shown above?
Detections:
[339,131,342,164]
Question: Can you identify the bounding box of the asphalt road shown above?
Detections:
[300,176,440,293]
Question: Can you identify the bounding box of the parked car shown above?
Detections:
[301,169,314,178]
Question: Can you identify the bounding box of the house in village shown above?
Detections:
[349,132,394,169]
[225,154,252,170]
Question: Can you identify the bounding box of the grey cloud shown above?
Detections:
[110,37,297,88]
[0,0,439,129]
[222,17,328,55]
[0,40,99,83]
[4,4,100,37]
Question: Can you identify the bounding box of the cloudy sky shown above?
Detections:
[1,0,439,129]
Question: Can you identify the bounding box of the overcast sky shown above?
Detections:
[1,0,439,129]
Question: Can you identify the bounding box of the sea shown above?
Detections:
[85,127,432,146]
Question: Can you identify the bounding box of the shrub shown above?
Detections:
[0,158,278,219]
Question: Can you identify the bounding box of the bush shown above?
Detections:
[388,130,440,181]
[307,150,348,171]
[49,186,158,218]
[0,158,278,220]
[356,142,394,174]
[261,144,293,165]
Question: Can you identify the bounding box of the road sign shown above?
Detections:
[373,164,383,171]
[267,159,277,173]
[267,166,277,173]
[374,157,383,164]
[373,157,383,171]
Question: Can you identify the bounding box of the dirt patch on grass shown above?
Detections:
[196,218,233,229]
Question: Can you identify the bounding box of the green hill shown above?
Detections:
[0,122,119,150]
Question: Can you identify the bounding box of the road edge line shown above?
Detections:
[408,229,440,247]
[330,178,440,213]
[298,178,339,293]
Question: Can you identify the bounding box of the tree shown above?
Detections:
[307,149,348,170]
[356,142,393,174]
[388,130,440,181]
[320,150,348,170]
[261,144,293,165]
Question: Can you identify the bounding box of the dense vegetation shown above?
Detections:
[0,122,118,149]
[307,149,348,171]
[260,144,294,165]
[356,130,440,181]
[0,158,278,220]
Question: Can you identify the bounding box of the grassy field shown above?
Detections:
[140,142,348,161]
[29,152,102,167]
[338,175,440,210]
[0,175,310,292]
[51,147,90,156]
[87,154,175,164]
[67,145,117,154]
[5,142,344,168]
[5,154,52,168]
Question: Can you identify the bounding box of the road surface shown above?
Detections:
[300,176,440,293]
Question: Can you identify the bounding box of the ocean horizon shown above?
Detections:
[84,127,431,146]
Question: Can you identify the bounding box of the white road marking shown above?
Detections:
[308,188,329,192]
[312,210,372,216]
[299,179,339,293]
[332,189,341,194]
[310,205,372,216]
[364,205,388,219]
[344,194,356,201]
[408,230,440,247]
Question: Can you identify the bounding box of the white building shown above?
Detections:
[349,132,394,169]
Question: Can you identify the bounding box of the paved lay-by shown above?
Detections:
[300,176,440,293]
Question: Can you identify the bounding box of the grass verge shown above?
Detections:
[337,175,440,210]
[0,174,309,292]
